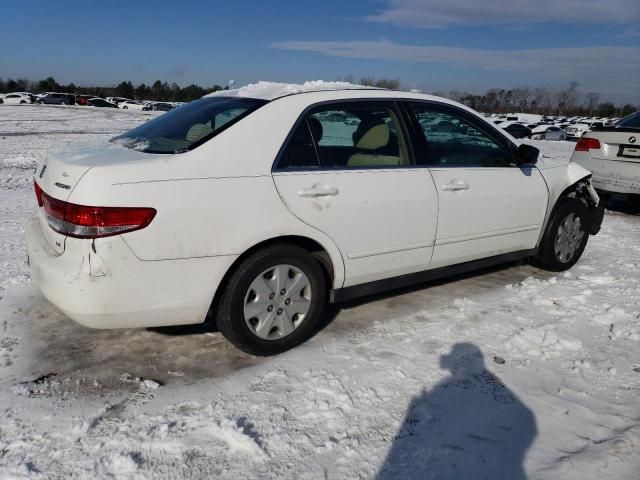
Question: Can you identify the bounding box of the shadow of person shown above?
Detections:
[377,343,537,480]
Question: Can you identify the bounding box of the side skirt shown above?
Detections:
[329,248,538,304]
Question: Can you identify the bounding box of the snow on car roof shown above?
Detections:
[205,80,378,101]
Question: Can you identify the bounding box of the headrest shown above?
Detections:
[186,123,213,143]
[355,123,390,150]
[436,120,455,133]
[308,116,323,142]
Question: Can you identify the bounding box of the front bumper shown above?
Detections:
[25,213,237,329]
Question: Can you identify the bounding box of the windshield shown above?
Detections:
[112,97,268,154]
[617,111,640,129]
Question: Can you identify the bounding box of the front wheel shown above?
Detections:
[215,244,327,356]
[532,199,589,271]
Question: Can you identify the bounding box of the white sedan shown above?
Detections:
[2,92,34,104]
[571,111,640,197]
[26,84,604,355]
[118,100,148,111]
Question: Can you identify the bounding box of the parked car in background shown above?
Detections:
[26,87,604,356]
[38,93,75,105]
[150,102,174,112]
[1,92,34,104]
[566,121,604,139]
[502,123,532,139]
[119,100,148,111]
[106,97,132,106]
[571,111,640,198]
[76,94,96,106]
[87,98,117,108]
[531,125,566,141]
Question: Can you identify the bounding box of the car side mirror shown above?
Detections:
[516,143,539,166]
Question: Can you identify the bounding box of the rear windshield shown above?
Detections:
[617,111,640,129]
[112,97,268,154]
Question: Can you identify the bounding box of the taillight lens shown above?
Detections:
[575,137,601,152]
[34,180,44,206]
[37,187,155,238]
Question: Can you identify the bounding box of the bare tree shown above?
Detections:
[511,86,531,112]
[556,81,580,116]
[585,92,600,114]
[359,76,401,89]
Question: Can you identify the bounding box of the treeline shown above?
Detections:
[2,76,637,116]
[0,76,227,102]
[432,82,637,118]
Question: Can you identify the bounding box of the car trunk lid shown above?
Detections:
[588,129,640,163]
[34,143,163,254]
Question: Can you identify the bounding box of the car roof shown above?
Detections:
[204,80,451,104]
[203,81,477,117]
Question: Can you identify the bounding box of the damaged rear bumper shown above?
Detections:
[25,213,236,329]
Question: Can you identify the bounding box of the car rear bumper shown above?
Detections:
[573,155,640,194]
[25,213,237,329]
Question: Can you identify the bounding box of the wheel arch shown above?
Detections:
[206,234,341,323]
[538,170,602,246]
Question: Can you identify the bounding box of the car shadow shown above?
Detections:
[16,259,550,394]
[153,259,552,350]
[375,342,537,479]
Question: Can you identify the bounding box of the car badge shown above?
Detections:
[39,164,47,179]
[629,137,637,144]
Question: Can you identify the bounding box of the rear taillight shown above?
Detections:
[38,188,155,238]
[34,180,43,206]
[575,137,601,152]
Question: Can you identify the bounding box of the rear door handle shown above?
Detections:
[298,185,340,198]
[442,181,469,192]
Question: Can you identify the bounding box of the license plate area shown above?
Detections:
[618,145,640,159]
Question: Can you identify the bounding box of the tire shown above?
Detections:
[61,102,67,106]
[215,244,327,356]
[123,106,128,109]
[20,100,26,104]
[532,198,589,272]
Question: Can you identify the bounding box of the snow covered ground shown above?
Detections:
[0,104,639,479]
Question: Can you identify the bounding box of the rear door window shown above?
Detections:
[277,102,411,170]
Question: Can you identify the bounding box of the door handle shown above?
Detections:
[298,185,340,198]
[442,181,469,192]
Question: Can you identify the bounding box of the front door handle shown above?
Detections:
[298,185,340,198]
[442,181,469,192]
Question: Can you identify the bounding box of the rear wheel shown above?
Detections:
[532,199,589,271]
[215,244,327,356]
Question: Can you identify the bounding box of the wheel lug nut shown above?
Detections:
[285,298,291,305]
[280,289,286,295]
[277,308,283,315]
[269,293,275,300]
[267,305,274,312]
